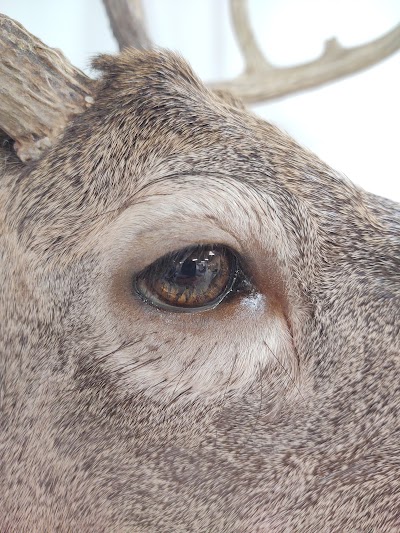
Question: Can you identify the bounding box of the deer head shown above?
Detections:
[0,3,399,532]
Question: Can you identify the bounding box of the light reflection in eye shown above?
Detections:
[134,245,240,312]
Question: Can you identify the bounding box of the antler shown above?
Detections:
[210,0,400,103]
[0,2,151,163]
[102,0,152,50]
[0,3,399,163]
[0,14,94,162]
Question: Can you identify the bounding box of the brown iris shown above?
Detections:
[134,245,238,312]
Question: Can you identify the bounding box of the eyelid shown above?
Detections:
[98,196,244,275]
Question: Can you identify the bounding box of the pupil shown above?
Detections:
[180,258,197,278]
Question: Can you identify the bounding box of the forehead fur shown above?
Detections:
[90,49,233,135]
[9,50,263,250]
[92,49,206,95]
[92,49,246,110]
[8,49,387,264]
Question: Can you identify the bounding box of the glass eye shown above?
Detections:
[134,245,239,312]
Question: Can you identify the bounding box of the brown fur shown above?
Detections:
[0,49,399,532]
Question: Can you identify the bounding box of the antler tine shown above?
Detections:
[0,14,94,162]
[102,0,152,50]
[211,0,400,103]
[229,0,272,73]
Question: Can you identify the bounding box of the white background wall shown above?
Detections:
[1,0,399,200]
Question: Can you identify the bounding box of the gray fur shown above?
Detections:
[0,50,399,532]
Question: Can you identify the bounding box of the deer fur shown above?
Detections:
[0,49,399,532]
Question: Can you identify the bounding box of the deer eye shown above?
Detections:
[134,245,239,312]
